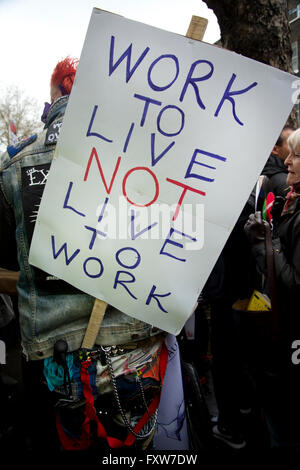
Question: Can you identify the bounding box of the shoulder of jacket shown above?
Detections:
[0,131,51,173]
[7,134,38,158]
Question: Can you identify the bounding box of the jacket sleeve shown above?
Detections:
[251,219,300,291]
[272,223,300,290]
[0,184,19,271]
[251,241,267,275]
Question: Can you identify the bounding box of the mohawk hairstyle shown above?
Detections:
[50,56,79,95]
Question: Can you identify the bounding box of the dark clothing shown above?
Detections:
[252,196,300,378]
[251,196,300,448]
[203,198,257,435]
[203,197,256,302]
[272,197,300,377]
[261,154,288,199]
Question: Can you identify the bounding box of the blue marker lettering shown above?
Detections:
[109,35,150,83]
[148,54,179,91]
[83,257,104,278]
[63,182,86,217]
[130,210,158,240]
[157,105,185,137]
[185,149,227,182]
[113,271,138,299]
[86,105,113,143]
[115,246,141,269]
[134,94,162,127]
[151,133,175,166]
[180,60,214,109]
[84,226,107,249]
[123,123,135,153]
[146,285,171,313]
[51,235,80,265]
[98,197,109,223]
[214,73,258,126]
[160,228,197,262]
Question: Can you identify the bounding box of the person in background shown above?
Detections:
[261,126,294,198]
[0,57,168,453]
[244,127,300,449]
[203,194,257,450]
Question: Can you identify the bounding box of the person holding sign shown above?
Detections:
[245,128,300,449]
[0,57,168,452]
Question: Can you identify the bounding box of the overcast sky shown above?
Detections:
[0,0,220,112]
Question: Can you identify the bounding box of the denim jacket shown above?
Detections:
[0,96,159,360]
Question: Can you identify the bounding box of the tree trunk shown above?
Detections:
[203,0,297,126]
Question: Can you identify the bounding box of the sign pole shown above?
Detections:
[186,15,208,41]
[81,298,108,349]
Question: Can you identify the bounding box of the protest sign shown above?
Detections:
[29,8,295,335]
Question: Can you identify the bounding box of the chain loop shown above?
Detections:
[101,346,158,440]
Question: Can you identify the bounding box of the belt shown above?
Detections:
[78,332,166,362]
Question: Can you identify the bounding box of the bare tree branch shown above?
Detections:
[0,86,43,150]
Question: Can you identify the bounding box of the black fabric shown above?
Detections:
[0,186,18,271]
[261,154,289,199]
[202,195,258,435]
[20,163,78,295]
[21,163,51,243]
[249,197,300,390]
[44,119,63,146]
[272,198,300,379]
[203,197,256,302]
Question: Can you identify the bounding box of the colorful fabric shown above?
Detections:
[55,340,168,450]
[95,337,163,394]
[43,353,74,392]
[282,182,300,213]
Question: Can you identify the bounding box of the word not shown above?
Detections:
[83,143,224,221]
[0,340,5,365]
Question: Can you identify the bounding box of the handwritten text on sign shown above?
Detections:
[29,9,295,335]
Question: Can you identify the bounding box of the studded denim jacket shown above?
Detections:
[0,96,159,360]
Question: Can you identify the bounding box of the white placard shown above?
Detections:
[29,8,295,335]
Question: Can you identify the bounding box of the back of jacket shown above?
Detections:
[0,96,157,360]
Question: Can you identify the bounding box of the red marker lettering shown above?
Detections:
[166,178,206,220]
[84,147,121,194]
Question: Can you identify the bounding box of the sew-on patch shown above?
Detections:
[20,162,80,296]
[45,120,63,146]
[7,134,37,158]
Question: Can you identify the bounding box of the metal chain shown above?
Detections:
[136,374,151,418]
[101,346,158,440]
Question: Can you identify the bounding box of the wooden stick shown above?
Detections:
[81,298,108,349]
[186,15,208,41]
